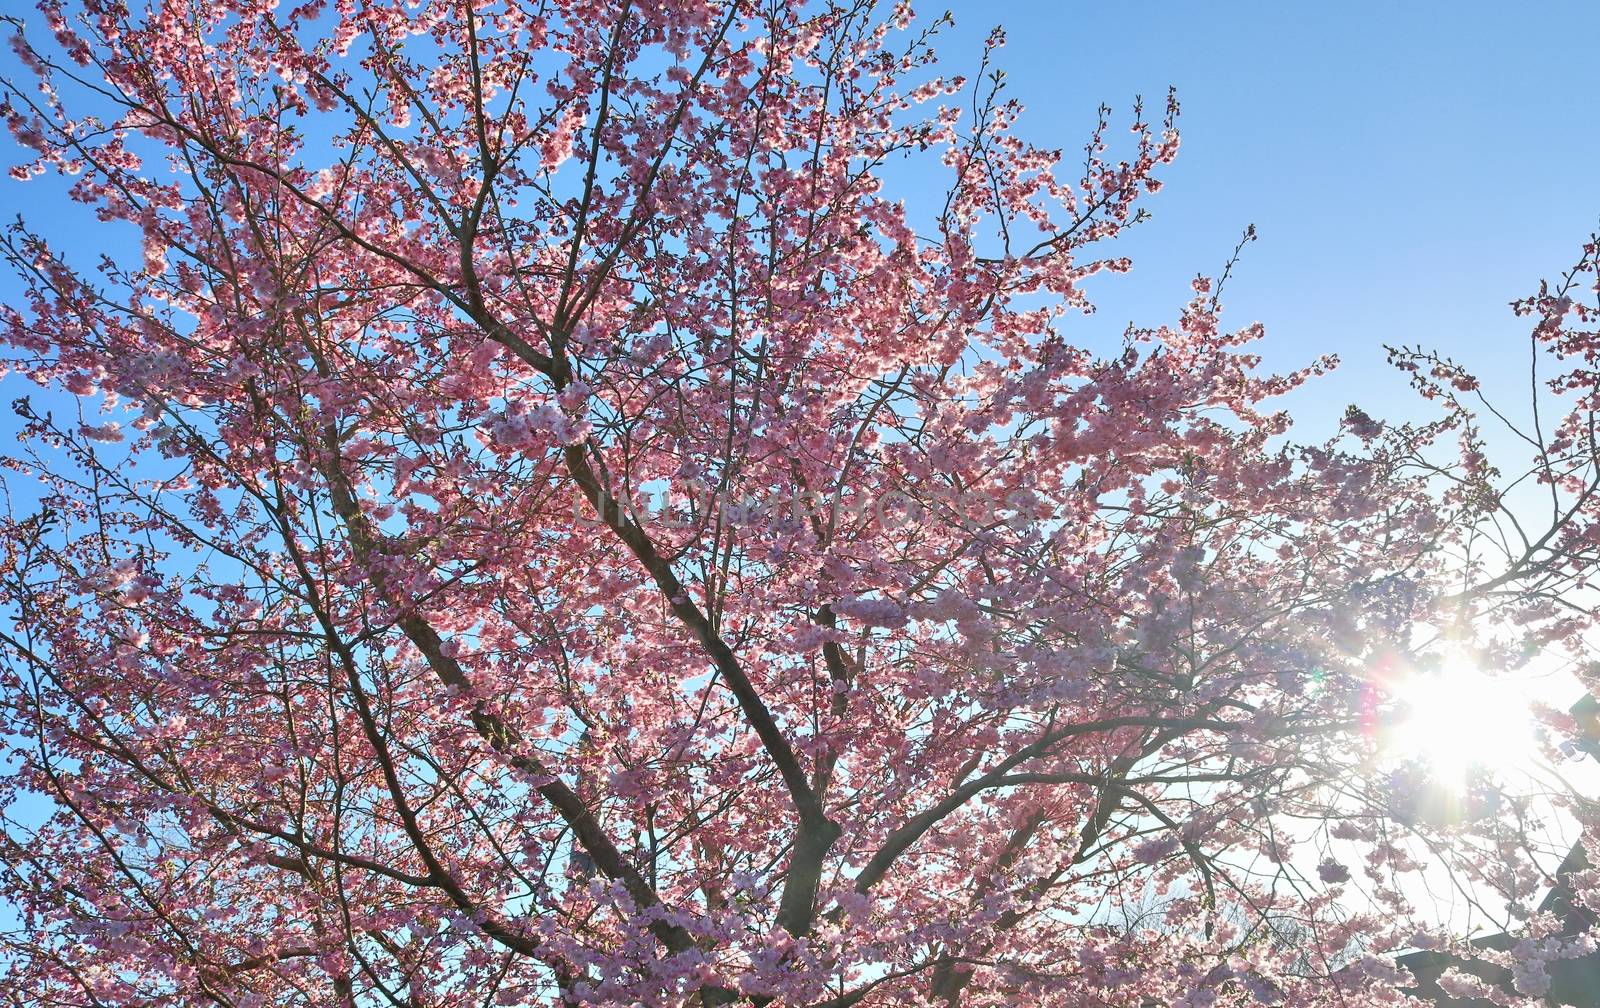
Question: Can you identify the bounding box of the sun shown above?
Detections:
[1385,666,1540,786]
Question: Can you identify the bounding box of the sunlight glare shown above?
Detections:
[1387,666,1539,787]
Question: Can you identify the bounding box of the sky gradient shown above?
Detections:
[918,1,1600,433]
[3,1,1598,431]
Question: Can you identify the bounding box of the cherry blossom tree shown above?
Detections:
[0,1,1597,1005]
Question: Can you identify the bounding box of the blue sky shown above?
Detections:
[3,1,1598,435]
[921,1,1600,433]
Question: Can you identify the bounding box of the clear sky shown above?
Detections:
[3,1,1599,431]
[915,0,1600,433]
